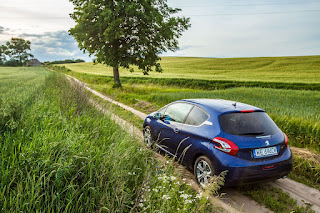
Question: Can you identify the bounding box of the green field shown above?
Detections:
[0,67,214,212]
[63,56,320,84]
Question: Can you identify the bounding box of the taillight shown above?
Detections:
[284,133,288,147]
[240,110,255,113]
[213,137,239,156]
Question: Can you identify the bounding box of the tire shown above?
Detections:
[194,155,215,188]
[143,125,153,148]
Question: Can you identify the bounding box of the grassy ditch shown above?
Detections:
[0,69,219,212]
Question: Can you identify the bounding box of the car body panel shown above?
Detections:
[143,99,292,186]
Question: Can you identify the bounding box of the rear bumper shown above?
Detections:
[213,147,293,186]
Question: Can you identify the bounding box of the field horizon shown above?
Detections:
[61,55,320,84]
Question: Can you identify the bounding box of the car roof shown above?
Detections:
[180,99,265,114]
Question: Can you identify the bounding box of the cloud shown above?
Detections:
[0,26,10,35]
[19,31,91,62]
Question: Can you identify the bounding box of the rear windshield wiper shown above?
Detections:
[238,131,265,136]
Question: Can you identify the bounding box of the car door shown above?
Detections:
[156,102,193,156]
[177,106,211,161]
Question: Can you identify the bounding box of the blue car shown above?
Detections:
[143,99,292,187]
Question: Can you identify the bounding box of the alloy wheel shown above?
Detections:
[143,126,152,147]
[195,159,213,187]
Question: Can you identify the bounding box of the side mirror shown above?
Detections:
[154,112,162,120]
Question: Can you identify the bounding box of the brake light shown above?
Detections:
[262,165,276,170]
[284,133,288,147]
[241,110,255,113]
[213,137,239,156]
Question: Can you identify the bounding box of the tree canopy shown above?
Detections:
[5,38,33,66]
[0,45,6,65]
[69,0,190,86]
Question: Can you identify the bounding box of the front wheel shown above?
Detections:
[194,156,215,188]
[143,125,153,148]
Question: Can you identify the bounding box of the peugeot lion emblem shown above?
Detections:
[265,140,270,146]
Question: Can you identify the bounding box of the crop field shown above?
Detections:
[0,67,214,212]
[62,56,320,84]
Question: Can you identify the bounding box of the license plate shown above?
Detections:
[254,146,278,158]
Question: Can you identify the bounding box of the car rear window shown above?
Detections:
[219,112,279,136]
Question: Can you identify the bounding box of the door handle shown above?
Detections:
[174,128,179,133]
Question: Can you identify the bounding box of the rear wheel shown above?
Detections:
[194,156,215,188]
[143,125,153,147]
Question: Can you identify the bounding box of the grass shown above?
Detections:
[238,184,314,213]
[61,56,320,84]
[0,67,218,212]
[288,154,320,191]
[0,67,51,133]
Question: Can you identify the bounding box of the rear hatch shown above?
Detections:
[219,111,287,161]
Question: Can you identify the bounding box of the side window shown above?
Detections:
[184,106,209,126]
[164,103,193,123]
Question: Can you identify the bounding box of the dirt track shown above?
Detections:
[57,69,320,212]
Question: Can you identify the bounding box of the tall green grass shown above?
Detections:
[0,68,214,212]
[0,67,50,132]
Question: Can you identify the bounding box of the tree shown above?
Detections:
[6,38,33,66]
[0,45,7,65]
[69,0,190,86]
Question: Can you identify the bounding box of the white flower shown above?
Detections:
[162,195,170,200]
[152,188,159,192]
[184,199,193,204]
[180,194,191,199]
[195,192,203,199]
[170,176,177,181]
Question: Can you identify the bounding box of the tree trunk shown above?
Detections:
[113,66,121,87]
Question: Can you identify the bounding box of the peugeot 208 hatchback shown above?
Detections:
[143,99,292,187]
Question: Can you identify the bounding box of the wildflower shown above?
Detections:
[195,192,203,199]
[152,188,159,192]
[162,195,170,200]
[170,176,177,181]
[180,194,191,199]
[184,199,193,204]
[139,203,143,207]
[133,172,136,175]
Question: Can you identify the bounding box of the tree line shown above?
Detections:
[44,59,85,65]
[0,38,33,66]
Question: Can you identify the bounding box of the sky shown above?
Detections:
[0,0,319,62]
